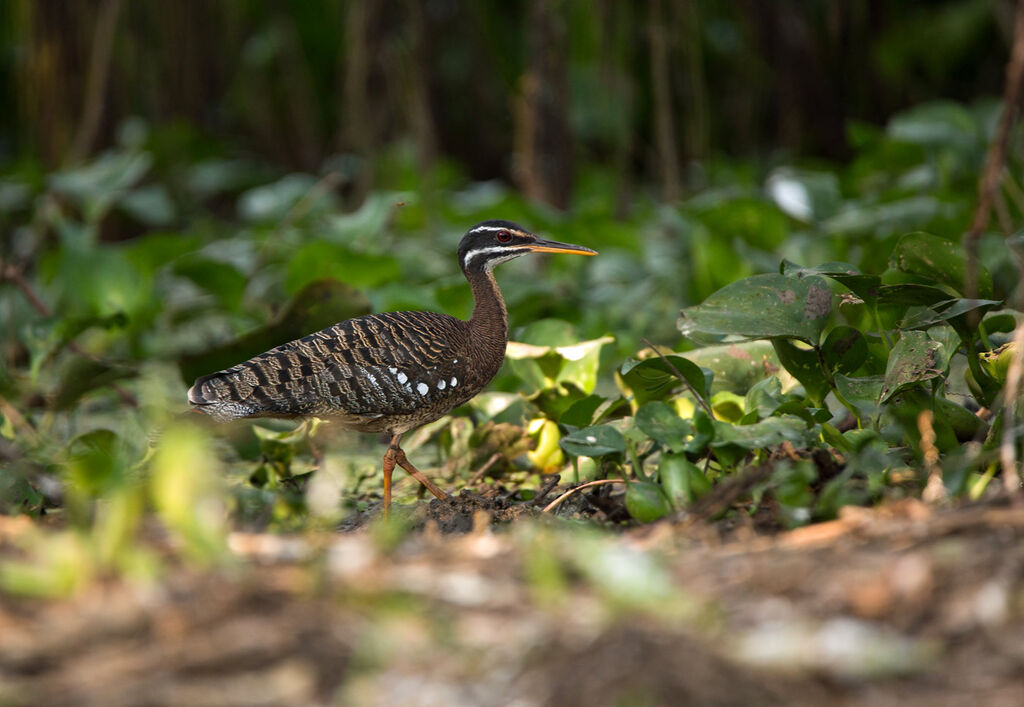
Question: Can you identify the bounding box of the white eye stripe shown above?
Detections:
[462,245,527,269]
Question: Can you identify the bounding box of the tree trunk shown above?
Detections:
[649,0,681,202]
[514,0,573,210]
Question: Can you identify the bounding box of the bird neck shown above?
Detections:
[466,266,509,353]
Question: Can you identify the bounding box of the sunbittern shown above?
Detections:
[187,220,597,513]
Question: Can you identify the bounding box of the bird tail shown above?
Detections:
[187,368,256,421]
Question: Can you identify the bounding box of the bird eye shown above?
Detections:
[496,230,512,243]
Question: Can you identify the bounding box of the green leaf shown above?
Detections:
[659,453,711,508]
[889,232,993,298]
[682,341,779,394]
[880,330,943,402]
[559,394,607,428]
[625,481,673,523]
[745,376,785,418]
[934,397,986,441]
[822,326,868,374]
[710,415,812,452]
[783,261,882,303]
[634,402,693,453]
[685,410,715,456]
[771,338,830,406]
[876,283,954,307]
[900,299,1002,332]
[559,425,626,458]
[679,274,832,344]
[507,331,614,395]
[834,374,885,420]
[710,391,745,422]
[619,355,712,406]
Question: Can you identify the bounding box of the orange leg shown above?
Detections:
[382,446,396,517]
[381,434,451,516]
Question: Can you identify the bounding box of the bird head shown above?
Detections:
[457,220,597,274]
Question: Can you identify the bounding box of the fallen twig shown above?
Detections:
[541,478,637,513]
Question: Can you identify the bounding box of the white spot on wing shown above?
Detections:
[388,367,398,375]
[365,372,380,391]
[397,371,408,384]
[438,380,446,390]
[417,382,429,396]
[450,376,458,387]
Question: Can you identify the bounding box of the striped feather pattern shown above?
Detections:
[189,309,502,434]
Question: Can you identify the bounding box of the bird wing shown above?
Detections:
[188,311,468,421]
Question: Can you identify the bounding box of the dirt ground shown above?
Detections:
[2,493,1024,707]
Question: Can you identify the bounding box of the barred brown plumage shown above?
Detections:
[188,220,597,514]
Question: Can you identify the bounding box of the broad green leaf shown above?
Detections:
[710,415,812,452]
[822,326,868,374]
[679,274,832,344]
[876,283,954,307]
[782,260,881,303]
[934,397,987,441]
[771,338,830,406]
[625,481,673,523]
[880,330,943,402]
[507,332,614,395]
[834,374,885,419]
[745,376,785,418]
[659,454,711,508]
[559,394,607,428]
[900,299,1001,332]
[773,401,830,425]
[682,341,779,394]
[635,402,693,453]
[559,425,626,458]
[618,355,712,406]
[889,232,993,298]
[710,391,745,422]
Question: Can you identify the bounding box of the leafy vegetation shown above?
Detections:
[1,93,1021,596]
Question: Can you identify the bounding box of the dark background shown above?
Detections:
[2,0,1014,209]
